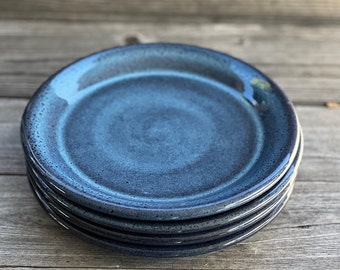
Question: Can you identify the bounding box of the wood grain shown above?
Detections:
[1,21,340,104]
[1,0,340,24]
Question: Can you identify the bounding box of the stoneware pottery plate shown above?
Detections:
[21,43,300,220]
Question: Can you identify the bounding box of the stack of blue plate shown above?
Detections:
[21,44,303,257]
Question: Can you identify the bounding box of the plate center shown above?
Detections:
[58,72,263,199]
[103,104,214,172]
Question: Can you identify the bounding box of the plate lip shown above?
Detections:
[24,135,302,234]
[21,43,301,220]
[25,143,299,235]
[28,173,293,258]
[28,169,294,246]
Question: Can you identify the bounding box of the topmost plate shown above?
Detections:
[21,43,300,220]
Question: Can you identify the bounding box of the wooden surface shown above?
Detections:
[1,0,340,24]
[1,1,340,269]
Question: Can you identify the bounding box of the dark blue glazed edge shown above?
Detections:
[27,168,295,246]
[24,133,302,235]
[28,174,294,258]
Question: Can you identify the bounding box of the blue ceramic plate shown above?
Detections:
[22,43,300,220]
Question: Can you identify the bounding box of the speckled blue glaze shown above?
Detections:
[29,174,293,257]
[26,138,301,248]
[25,137,301,235]
[21,43,300,220]
[28,169,294,246]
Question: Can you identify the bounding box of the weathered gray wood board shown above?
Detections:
[1,0,340,24]
[1,21,340,104]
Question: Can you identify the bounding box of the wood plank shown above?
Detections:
[0,123,25,175]
[1,21,340,103]
[0,98,26,123]
[0,0,340,24]
[0,175,338,269]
